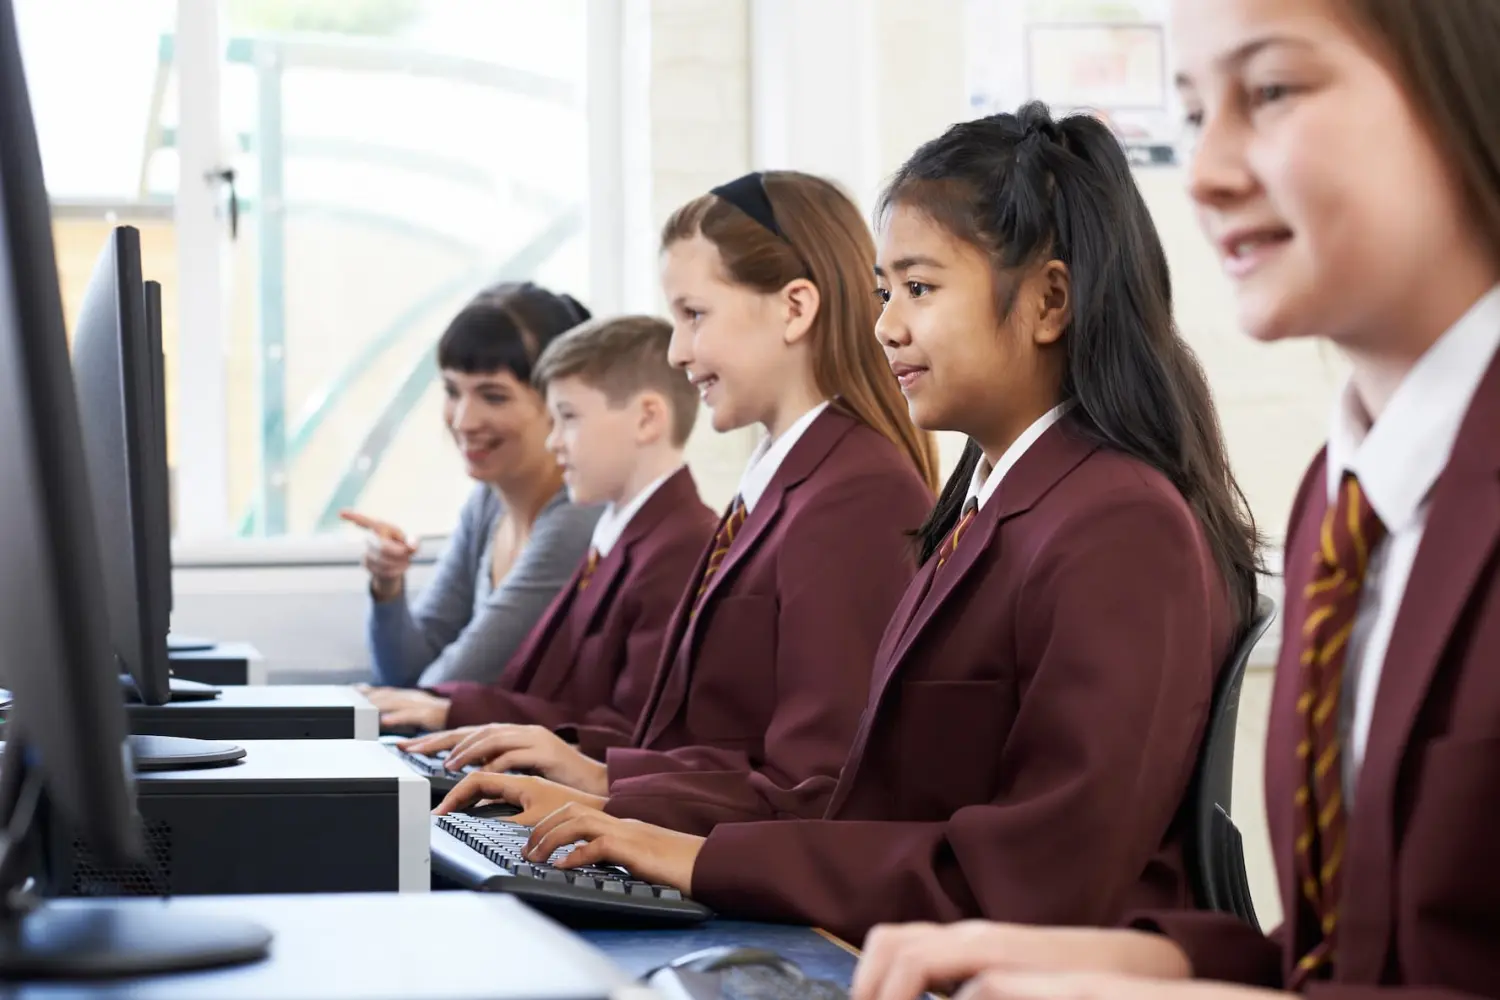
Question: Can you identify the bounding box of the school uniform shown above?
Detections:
[1133,288,1500,998]
[431,467,716,757]
[687,408,1236,945]
[601,403,934,834]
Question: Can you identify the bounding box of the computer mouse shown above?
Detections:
[665,946,804,977]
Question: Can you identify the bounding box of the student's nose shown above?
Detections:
[1186,107,1257,213]
[666,321,693,371]
[875,298,910,349]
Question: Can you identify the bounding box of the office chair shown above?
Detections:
[1184,593,1276,928]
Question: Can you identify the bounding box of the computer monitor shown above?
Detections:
[72,232,224,713]
[146,282,217,656]
[0,0,268,974]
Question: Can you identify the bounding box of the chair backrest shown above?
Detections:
[1184,592,1276,926]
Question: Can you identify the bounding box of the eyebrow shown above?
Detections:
[874,255,946,278]
[1174,33,1315,89]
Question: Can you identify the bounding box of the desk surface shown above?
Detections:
[582,921,860,985]
[6,893,635,999]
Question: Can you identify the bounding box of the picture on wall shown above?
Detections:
[966,0,1180,166]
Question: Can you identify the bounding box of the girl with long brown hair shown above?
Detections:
[415,170,937,833]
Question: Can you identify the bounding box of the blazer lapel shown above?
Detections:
[495,559,586,692]
[828,422,1097,814]
[881,422,1097,686]
[640,411,857,746]
[1338,357,1500,981]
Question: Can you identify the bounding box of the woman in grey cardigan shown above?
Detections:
[346,283,601,689]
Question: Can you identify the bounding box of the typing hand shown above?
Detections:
[340,509,417,602]
[443,723,608,795]
[433,772,604,826]
[522,803,704,893]
[945,973,1287,1000]
[853,925,1192,1000]
[398,726,483,755]
[357,686,450,732]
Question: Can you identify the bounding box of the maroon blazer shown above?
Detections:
[1136,354,1500,999]
[431,467,716,757]
[602,407,933,834]
[690,419,1236,944]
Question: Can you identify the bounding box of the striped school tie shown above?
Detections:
[576,548,601,592]
[692,496,747,616]
[936,498,979,569]
[1290,472,1387,988]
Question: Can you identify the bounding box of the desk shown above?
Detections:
[2,893,636,999]
[583,921,860,984]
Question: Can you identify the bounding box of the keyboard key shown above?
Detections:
[599,880,626,894]
[655,887,683,900]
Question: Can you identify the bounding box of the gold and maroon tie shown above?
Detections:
[936,498,979,569]
[1290,472,1387,987]
[692,496,747,616]
[576,548,601,592]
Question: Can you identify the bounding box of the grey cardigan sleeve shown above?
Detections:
[412,493,601,687]
[366,485,494,687]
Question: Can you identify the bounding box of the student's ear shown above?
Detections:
[1031,259,1071,346]
[634,391,670,446]
[781,278,821,346]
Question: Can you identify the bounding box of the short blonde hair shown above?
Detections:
[532,315,698,446]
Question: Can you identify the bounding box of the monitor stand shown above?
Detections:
[127,734,245,772]
[167,633,216,653]
[119,673,221,703]
[116,677,245,770]
[0,742,271,979]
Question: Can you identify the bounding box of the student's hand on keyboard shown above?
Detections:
[358,686,451,732]
[433,772,605,825]
[398,726,482,755]
[852,924,1193,1000]
[441,723,609,795]
[521,802,704,894]
[928,973,1286,1000]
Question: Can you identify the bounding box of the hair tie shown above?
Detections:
[710,172,789,242]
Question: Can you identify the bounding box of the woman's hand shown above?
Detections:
[949,973,1287,1000]
[358,686,450,732]
[852,924,1193,1000]
[442,723,608,795]
[398,726,482,756]
[341,509,417,602]
[433,772,605,826]
[522,803,704,892]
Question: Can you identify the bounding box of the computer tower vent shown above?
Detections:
[69,818,172,896]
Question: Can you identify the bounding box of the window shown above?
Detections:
[18,0,603,542]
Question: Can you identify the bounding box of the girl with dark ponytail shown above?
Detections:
[488,104,1258,945]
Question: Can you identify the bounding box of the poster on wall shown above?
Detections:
[966,0,1179,166]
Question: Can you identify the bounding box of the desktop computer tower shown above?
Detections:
[41,740,429,898]
[127,685,378,741]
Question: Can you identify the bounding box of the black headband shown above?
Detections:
[710,172,789,242]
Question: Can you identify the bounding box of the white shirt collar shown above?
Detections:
[737,401,831,513]
[590,467,680,558]
[1326,285,1500,532]
[967,402,1074,510]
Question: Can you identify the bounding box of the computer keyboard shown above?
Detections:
[431,812,713,927]
[380,738,480,799]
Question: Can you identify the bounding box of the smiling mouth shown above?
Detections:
[690,374,720,398]
[1220,229,1293,278]
[890,365,928,391]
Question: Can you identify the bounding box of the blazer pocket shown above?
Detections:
[895,679,1016,821]
[1401,734,1500,931]
[686,595,779,741]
